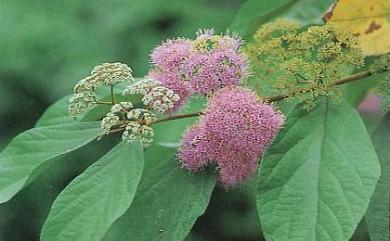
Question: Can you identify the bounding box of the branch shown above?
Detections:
[152,112,203,125]
[94,100,113,105]
[264,71,371,102]
[153,70,373,124]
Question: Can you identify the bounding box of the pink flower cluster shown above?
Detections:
[148,38,192,112]
[179,87,284,187]
[357,94,382,113]
[148,30,248,112]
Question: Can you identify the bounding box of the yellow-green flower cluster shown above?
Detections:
[245,19,364,108]
[369,53,390,74]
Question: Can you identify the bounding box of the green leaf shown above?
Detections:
[35,83,136,127]
[40,141,143,241]
[35,96,74,127]
[229,0,333,38]
[103,145,216,241]
[0,137,118,241]
[153,96,206,148]
[281,0,333,25]
[229,0,298,37]
[257,99,380,241]
[0,122,102,203]
[365,112,390,241]
[342,71,388,107]
[35,96,115,128]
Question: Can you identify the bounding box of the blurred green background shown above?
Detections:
[0,0,243,149]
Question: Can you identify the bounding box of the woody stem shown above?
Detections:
[153,70,374,124]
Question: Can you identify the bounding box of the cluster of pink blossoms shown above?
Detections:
[148,30,283,186]
[148,29,248,112]
[179,87,284,187]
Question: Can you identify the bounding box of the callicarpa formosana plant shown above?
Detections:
[0,1,390,241]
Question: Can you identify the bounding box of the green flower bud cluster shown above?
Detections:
[101,104,156,145]
[69,91,96,117]
[91,63,133,86]
[123,79,180,113]
[245,19,364,109]
[105,78,181,144]
[123,109,156,144]
[69,62,134,117]
[68,63,184,145]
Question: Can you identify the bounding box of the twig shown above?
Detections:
[264,71,371,102]
[152,112,203,125]
[94,100,113,105]
[103,70,375,129]
[153,70,373,124]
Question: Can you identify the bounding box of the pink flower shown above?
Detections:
[217,151,258,186]
[179,87,284,187]
[178,126,212,171]
[186,30,248,94]
[184,49,248,95]
[150,38,192,71]
[148,30,249,113]
[358,94,382,113]
[195,29,243,52]
[148,38,193,112]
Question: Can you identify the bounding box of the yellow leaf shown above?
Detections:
[324,0,390,56]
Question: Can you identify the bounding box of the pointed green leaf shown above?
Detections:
[35,83,137,127]
[230,0,298,37]
[342,71,389,107]
[365,112,390,241]
[103,145,216,241]
[0,122,102,203]
[35,96,74,127]
[229,0,333,38]
[35,95,117,127]
[257,99,380,241]
[40,141,143,241]
[281,0,333,25]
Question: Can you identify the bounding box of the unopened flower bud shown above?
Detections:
[123,79,181,113]
[91,62,133,86]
